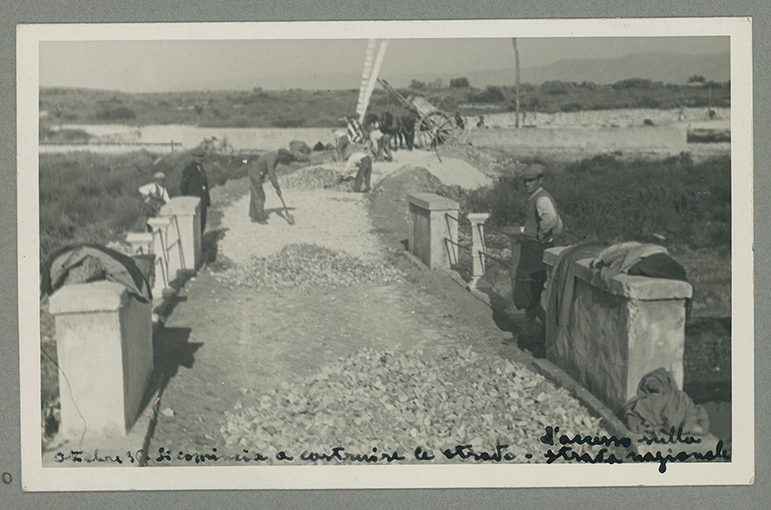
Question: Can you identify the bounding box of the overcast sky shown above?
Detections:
[40,37,730,92]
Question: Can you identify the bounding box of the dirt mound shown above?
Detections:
[368,166,470,253]
[376,165,446,197]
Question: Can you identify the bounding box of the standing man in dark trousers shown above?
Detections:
[512,163,563,341]
[249,149,292,224]
[180,148,211,234]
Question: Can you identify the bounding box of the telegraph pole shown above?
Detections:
[512,38,520,128]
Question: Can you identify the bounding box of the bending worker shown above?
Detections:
[512,163,563,341]
[249,148,293,224]
[344,150,373,193]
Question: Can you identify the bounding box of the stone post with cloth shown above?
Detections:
[542,242,693,413]
[41,244,154,438]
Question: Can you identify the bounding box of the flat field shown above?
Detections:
[40,81,730,130]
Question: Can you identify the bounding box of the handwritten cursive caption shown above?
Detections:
[53,426,729,473]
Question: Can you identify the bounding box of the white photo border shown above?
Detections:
[17,17,754,491]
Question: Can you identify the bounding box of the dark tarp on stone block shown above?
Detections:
[41,243,153,302]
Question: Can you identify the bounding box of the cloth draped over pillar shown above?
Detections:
[544,241,607,349]
[545,241,691,350]
[590,241,685,285]
[41,243,153,302]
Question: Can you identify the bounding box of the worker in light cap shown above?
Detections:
[511,163,563,342]
[134,171,171,232]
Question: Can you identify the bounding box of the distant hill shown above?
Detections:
[40,51,731,93]
[384,51,731,88]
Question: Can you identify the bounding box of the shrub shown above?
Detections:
[428,79,445,90]
[638,96,662,108]
[449,77,471,89]
[39,128,91,143]
[540,80,575,95]
[409,80,427,91]
[272,118,305,128]
[611,78,659,90]
[468,85,506,103]
[95,106,136,121]
[560,103,583,113]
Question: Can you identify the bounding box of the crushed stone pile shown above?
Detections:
[213,243,404,290]
[220,345,608,464]
[281,165,351,192]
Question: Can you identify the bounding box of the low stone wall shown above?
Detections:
[543,247,692,414]
[471,125,688,152]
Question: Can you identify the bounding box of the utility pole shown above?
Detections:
[512,38,520,129]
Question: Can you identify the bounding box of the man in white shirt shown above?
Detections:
[134,171,171,232]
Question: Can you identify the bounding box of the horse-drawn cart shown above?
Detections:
[377,78,465,148]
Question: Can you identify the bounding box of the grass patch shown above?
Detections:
[462,153,730,253]
[39,150,254,261]
[452,152,731,319]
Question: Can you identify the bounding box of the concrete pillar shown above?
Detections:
[159,196,201,279]
[146,217,171,298]
[48,281,153,439]
[543,247,692,413]
[467,213,490,279]
[407,193,459,270]
[125,232,153,255]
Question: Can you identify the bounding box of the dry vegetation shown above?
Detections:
[39,79,730,132]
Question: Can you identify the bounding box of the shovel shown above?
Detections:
[278,194,295,225]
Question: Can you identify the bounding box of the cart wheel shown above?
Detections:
[417,111,459,148]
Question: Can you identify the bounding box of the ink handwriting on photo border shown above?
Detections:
[53,425,730,474]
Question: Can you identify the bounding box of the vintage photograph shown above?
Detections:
[17,19,753,490]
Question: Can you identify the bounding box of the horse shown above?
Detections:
[379,111,416,151]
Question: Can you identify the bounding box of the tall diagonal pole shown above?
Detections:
[513,38,520,129]
[356,40,389,122]
[356,39,377,120]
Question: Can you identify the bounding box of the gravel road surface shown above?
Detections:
[148,154,607,466]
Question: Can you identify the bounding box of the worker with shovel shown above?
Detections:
[249,148,293,224]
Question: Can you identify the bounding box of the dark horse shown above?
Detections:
[379,111,416,151]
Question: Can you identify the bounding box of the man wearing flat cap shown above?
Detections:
[134,171,171,232]
[180,148,211,233]
[513,163,563,341]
